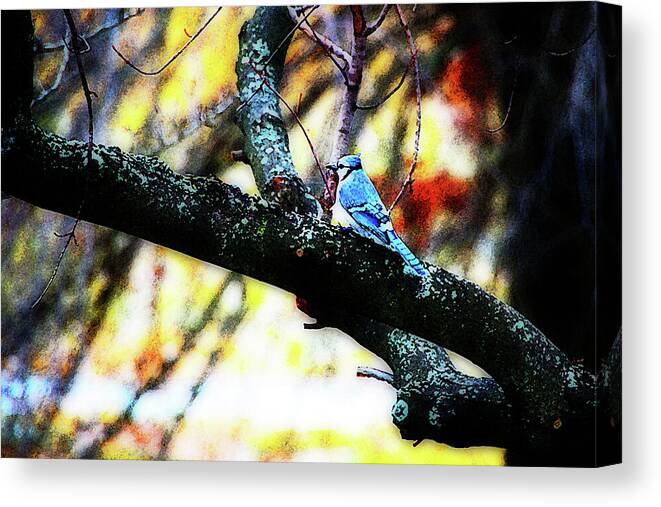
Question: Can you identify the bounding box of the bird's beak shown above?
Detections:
[325,162,337,170]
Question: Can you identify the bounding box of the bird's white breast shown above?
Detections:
[331,197,356,228]
[332,176,361,230]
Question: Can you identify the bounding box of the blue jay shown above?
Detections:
[326,154,429,277]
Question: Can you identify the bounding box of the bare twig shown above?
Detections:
[356,54,413,110]
[356,366,395,385]
[112,7,222,76]
[33,25,71,104]
[264,6,319,69]
[486,60,519,133]
[365,5,391,36]
[248,61,332,199]
[287,6,351,68]
[32,10,95,309]
[388,5,422,215]
[503,34,518,45]
[302,17,350,85]
[545,27,596,57]
[39,8,145,53]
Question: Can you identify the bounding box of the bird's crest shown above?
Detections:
[338,154,362,168]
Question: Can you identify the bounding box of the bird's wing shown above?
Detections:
[339,172,394,244]
[346,201,393,245]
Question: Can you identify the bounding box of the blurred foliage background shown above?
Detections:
[2,3,618,463]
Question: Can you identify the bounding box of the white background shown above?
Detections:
[1,0,660,505]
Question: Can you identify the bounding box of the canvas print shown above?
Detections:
[1,3,621,466]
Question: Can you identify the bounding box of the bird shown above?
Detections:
[326,154,429,277]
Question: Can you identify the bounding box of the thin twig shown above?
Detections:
[486,60,519,133]
[33,31,71,104]
[356,54,413,110]
[365,5,391,36]
[388,5,422,215]
[248,61,332,198]
[32,10,95,309]
[356,366,395,385]
[40,8,145,53]
[287,6,352,68]
[545,27,596,57]
[112,7,222,76]
[264,5,319,69]
[302,17,350,85]
[503,34,518,45]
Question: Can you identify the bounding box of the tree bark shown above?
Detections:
[331,6,367,159]
[1,116,596,461]
[234,6,320,216]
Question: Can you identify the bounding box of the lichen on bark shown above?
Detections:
[234,6,319,216]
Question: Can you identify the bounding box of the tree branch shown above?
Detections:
[287,7,352,70]
[387,5,422,214]
[111,7,222,76]
[334,315,512,448]
[356,366,394,384]
[365,5,391,36]
[234,6,320,215]
[3,117,594,458]
[332,6,368,159]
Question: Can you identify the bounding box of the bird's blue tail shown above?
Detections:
[386,230,429,277]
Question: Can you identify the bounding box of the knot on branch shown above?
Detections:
[383,329,512,448]
[264,174,320,216]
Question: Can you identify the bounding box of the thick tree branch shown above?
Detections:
[1,11,34,124]
[336,315,512,448]
[234,6,320,215]
[2,119,594,457]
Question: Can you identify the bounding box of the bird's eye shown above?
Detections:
[338,164,345,169]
